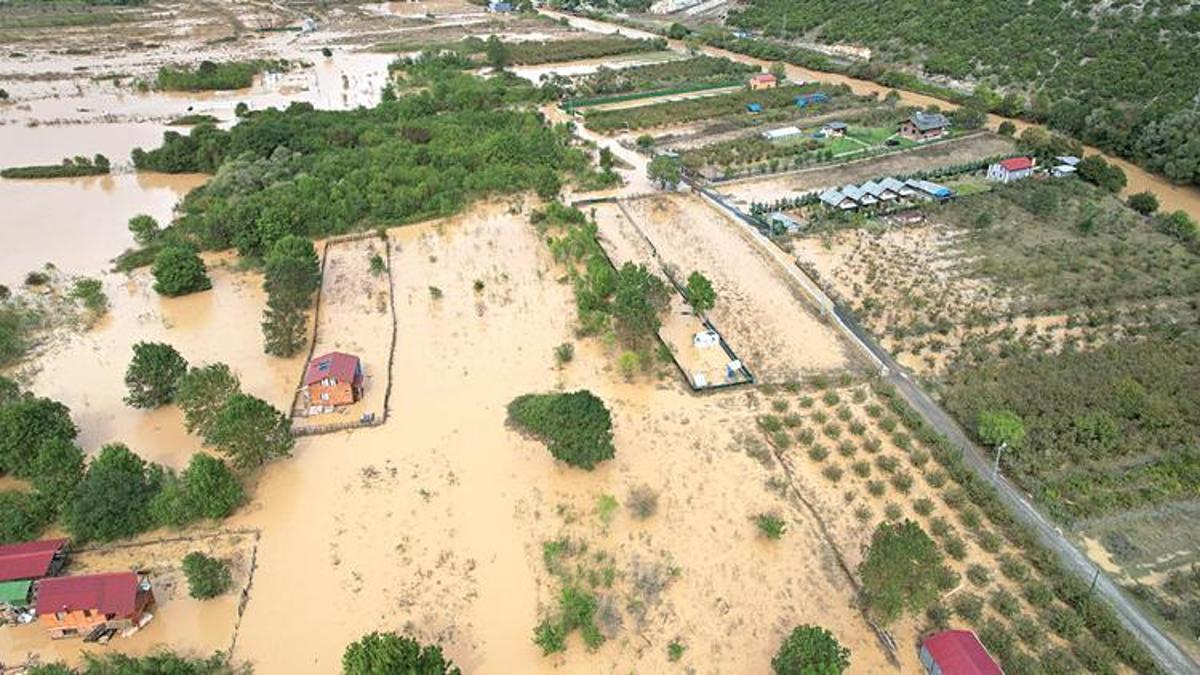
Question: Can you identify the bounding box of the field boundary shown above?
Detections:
[563,80,742,111]
[288,230,398,437]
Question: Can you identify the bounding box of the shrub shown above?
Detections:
[929,517,952,538]
[771,399,789,413]
[343,632,460,674]
[836,406,852,421]
[668,640,686,662]
[966,564,991,586]
[889,471,914,493]
[866,480,886,496]
[70,278,107,315]
[124,341,188,409]
[1023,580,1054,609]
[925,603,950,630]
[925,469,946,488]
[1013,615,1045,648]
[943,535,967,560]
[975,530,1002,554]
[771,624,851,675]
[859,520,946,625]
[823,422,841,439]
[999,554,1029,582]
[1127,191,1159,215]
[182,552,232,599]
[848,420,866,436]
[1046,605,1085,639]
[978,618,1013,661]
[755,512,787,539]
[913,497,934,516]
[836,440,856,457]
[796,428,816,446]
[508,391,614,470]
[952,592,983,622]
[554,342,574,365]
[627,484,658,519]
[990,588,1020,617]
[822,391,840,406]
[0,490,53,544]
[821,465,843,482]
[152,245,211,297]
[854,505,872,522]
[875,455,898,473]
[958,506,982,530]
[863,436,882,454]
[807,444,829,461]
[851,460,870,477]
[884,502,902,521]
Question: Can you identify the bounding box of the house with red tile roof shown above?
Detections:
[303,351,363,413]
[920,629,1003,675]
[749,72,778,90]
[987,156,1035,183]
[36,571,154,639]
[0,539,68,583]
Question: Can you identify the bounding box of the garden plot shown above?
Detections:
[616,194,855,381]
[717,133,1016,207]
[293,235,394,428]
[590,201,750,389]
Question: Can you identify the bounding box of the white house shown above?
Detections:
[987,156,1035,183]
[762,126,802,141]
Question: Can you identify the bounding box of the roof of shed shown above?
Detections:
[0,539,67,583]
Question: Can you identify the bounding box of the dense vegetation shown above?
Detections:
[508,390,614,470]
[27,652,245,675]
[945,334,1200,521]
[503,36,665,65]
[567,55,757,98]
[859,519,952,625]
[727,0,1200,186]
[152,245,211,296]
[0,154,109,178]
[182,551,232,599]
[130,65,590,258]
[584,82,840,132]
[342,632,460,675]
[124,341,188,408]
[155,59,285,91]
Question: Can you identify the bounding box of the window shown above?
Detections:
[55,611,66,621]
[320,392,330,401]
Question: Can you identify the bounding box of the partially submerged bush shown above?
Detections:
[508,391,614,470]
[182,551,232,599]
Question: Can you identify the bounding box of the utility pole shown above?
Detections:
[991,441,1007,481]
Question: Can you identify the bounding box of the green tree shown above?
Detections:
[152,245,212,297]
[0,375,20,407]
[612,263,669,346]
[31,437,86,509]
[1127,191,1159,216]
[0,490,53,544]
[772,624,851,675]
[342,632,461,675]
[507,390,614,470]
[998,120,1016,137]
[181,453,245,519]
[176,363,241,436]
[666,22,690,39]
[977,410,1026,449]
[859,520,946,625]
[0,397,77,477]
[685,271,716,315]
[485,35,510,71]
[1077,155,1127,193]
[262,235,321,357]
[598,147,615,173]
[124,341,189,409]
[64,443,163,542]
[648,154,682,189]
[207,394,294,470]
[182,552,233,599]
[71,278,108,315]
[769,62,786,79]
[128,214,160,246]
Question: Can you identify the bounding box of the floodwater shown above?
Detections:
[0,172,206,288]
[543,9,1200,219]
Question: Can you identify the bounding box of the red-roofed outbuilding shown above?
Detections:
[920,630,1003,675]
[987,156,1035,183]
[303,351,363,413]
[0,538,68,583]
[36,572,154,639]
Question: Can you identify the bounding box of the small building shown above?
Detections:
[748,73,777,90]
[762,126,802,141]
[920,630,1003,675]
[37,572,154,640]
[0,538,68,584]
[767,212,803,234]
[900,112,950,142]
[0,579,34,624]
[1052,155,1080,177]
[487,0,514,11]
[746,103,764,113]
[987,156,1034,183]
[861,179,899,202]
[905,179,954,202]
[303,351,364,413]
[693,330,720,349]
[841,184,878,208]
[1056,155,1081,167]
[880,176,913,198]
[794,92,830,108]
[819,188,858,211]
[822,121,848,137]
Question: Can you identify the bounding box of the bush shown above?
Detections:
[627,484,658,519]
[990,588,1020,617]
[755,512,787,539]
[508,391,614,470]
[1127,191,1159,215]
[821,465,843,482]
[0,397,78,477]
[913,497,934,516]
[182,552,232,599]
[343,632,460,675]
[859,520,946,625]
[771,624,851,674]
[152,246,212,297]
[866,480,886,496]
[1023,580,1055,609]
[851,460,871,478]
[925,603,950,630]
[999,554,1029,582]
[952,592,983,622]
[1046,605,1085,639]
[70,278,107,315]
[966,564,991,586]
[554,342,574,365]
[943,535,967,560]
[1013,615,1045,648]
[124,341,188,409]
[889,471,914,493]
[0,490,53,544]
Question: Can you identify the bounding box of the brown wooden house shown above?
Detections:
[303,351,363,414]
[36,572,154,639]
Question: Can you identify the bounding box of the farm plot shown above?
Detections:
[292,235,395,429]
[590,201,750,389]
[614,193,855,381]
[718,132,1016,206]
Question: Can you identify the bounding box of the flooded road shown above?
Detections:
[543,9,1200,219]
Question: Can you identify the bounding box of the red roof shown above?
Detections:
[304,351,361,386]
[36,572,142,617]
[751,73,777,82]
[999,157,1033,172]
[922,630,1002,675]
[0,539,67,583]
